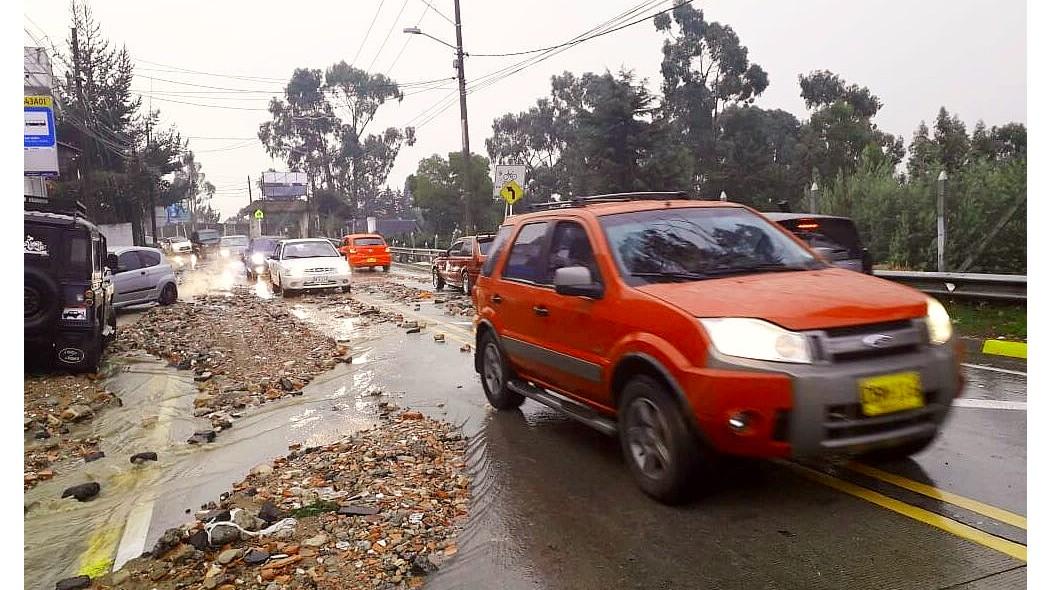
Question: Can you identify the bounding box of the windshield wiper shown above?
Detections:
[630,271,710,282]
[703,262,818,277]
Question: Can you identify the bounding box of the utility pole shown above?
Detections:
[71,27,84,108]
[247,175,253,203]
[453,0,473,234]
[147,116,157,244]
[936,170,948,272]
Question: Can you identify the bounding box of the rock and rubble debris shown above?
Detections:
[110,289,345,433]
[89,411,470,590]
[24,373,115,490]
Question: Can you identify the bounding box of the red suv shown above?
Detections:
[473,193,962,503]
[431,234,495,294]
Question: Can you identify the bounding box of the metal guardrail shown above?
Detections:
[873,270,1026,301]
[389,247,445,264]
[387,247,1026,302]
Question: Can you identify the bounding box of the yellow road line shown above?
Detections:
[789,463,1026,562]
[847,462,1027,530]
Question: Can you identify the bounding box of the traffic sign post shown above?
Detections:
[254,209,265,220]
[499,180,523,205]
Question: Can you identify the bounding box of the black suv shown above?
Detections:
[24,200,116,372]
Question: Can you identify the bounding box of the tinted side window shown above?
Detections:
[501,222,550,284]
[460,239,474,256]
[448,240,464,256]
[69,235,90,275]
[137,250,162,268]
[481,226,512,277]
[118,251,143,272]
[546,222,601,284]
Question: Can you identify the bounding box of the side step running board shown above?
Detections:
[506,380,618,436]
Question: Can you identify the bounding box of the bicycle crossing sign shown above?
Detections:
[493,164,526,200]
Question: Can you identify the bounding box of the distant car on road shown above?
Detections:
[266,238,351,296]
[107,246,179,308]
[763,213,873,274]
[244,236,283,280]
[432,234,495,294]
[161,236,193,254]
[339,233,392,272]
[191,228,222,259]
[219,234,249,263]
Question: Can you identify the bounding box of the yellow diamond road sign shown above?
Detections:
[253,209,264,220]
[499,180,523,205]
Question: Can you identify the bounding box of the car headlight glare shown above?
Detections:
[700,318,813,364]
[925,297,953,345]
[251,252,266,265]
[220,248,230,258]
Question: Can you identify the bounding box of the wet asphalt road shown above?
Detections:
[23,263,1026,589]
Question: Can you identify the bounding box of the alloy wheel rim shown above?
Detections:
[626,398,673,479]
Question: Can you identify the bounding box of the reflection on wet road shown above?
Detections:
[25,262,1027,590]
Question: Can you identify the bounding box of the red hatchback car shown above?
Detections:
[339,233,391,271]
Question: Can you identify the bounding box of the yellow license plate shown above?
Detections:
[858,372,923,416]
[367,257,376,262]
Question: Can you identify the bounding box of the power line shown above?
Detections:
[469,0,678,57]
[418,0,455,25]
[385,2,431,76]
[134,93,271,111]
[367,0,411,72]
[134,58,287,82]
[351,0,388,67]
[404,0,670,130]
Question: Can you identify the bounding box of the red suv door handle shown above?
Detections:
[491,294,503,304]
[533,306,549,317]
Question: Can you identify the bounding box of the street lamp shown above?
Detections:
[403,2,473,233]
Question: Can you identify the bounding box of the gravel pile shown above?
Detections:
[82,409,470,590]
[110,289,347,433]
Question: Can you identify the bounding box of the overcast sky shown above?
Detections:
[24,0,1026,219]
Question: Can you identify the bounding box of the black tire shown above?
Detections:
[461,271,473,295]
[159,283,178,305]
[432,268,445,291]
[271,274,282,294]
[862,435,937,463]
[282,287,297,298]
[618,376,703,504]
[478,331,524,410]
[25,267,61,334]
[380,265,389,272]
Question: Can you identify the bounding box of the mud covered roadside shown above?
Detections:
[23,372,117,490]
[74,410,470,590]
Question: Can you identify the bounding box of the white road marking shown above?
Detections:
[962,363,1027,377]
[952,398,1027,411]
